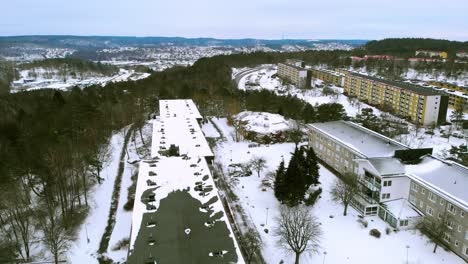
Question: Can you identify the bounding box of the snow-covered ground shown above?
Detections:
[207,117,465,264]
[235,66,467,158]
[67,131,125,263]
[11,68,150,92]
[235,111,293,135]
[105,123,152,262]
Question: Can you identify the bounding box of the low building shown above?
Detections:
[277,60,308,89]
[415,50,448,59]
[343,72,449,125]
[309,68,345,87]
[308,120,468,262]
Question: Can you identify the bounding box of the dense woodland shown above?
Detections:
[0,38,467,262]
[363,38,468,57]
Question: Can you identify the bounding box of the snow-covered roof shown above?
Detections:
[309,121,409,158]
[159,99,203,120]
[382,199,422,219]
[151,116,213,158]
[367,158,406,176]
[235,111,292,135]
[405,156,468,209]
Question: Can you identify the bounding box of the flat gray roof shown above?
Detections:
[310,121,409,158]
[406,156,468,208]
[368,157,406,176]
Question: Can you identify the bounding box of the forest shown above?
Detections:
[18,58,119,76]
[363,38,468,57]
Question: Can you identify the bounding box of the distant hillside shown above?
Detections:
[18,58,119,77]
[0,35,369,49]
[363,38,468,57]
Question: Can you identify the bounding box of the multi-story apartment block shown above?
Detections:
[428,81,468,112]
[415,50,448,59]
[309,68,345,87]
[277,60,308,89]
[406,156,468,261]
[456,51,468,58]
[343,72,449,125]
[308,120,468,262]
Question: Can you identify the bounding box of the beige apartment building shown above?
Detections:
[343,72,449,125]
[309,68,345,87]
[277,59,308,89]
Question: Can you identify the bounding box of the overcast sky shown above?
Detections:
[1,0,467,40]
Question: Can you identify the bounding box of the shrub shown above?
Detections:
[369,229,381,238]
[304,188,322,206]
[358,218,368,228]
[385,227,391,235]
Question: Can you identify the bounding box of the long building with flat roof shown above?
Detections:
[343,72,449,125]
[128,99,243,263]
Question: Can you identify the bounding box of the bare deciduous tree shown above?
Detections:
[251,156,267,178]
[417,212,454,253]
[330,173,359,216]
[275,205,322,264]
[38,202,70,264]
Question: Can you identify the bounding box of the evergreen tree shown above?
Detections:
[282,148,307,206]
[304,147,320,186]
[274,159,287,201]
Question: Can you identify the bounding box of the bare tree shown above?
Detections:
[241,228,263,264]
[417,212,454,253]
[38,201,70,264]
[251,156,267,178]
[330,173,359,216]
[231,118,248,142]
[275,205,322,264]
[288,122,304,149]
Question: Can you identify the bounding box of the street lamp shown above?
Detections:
[406,245,410,264]
[265,207,269,226]
[322,251,327,264]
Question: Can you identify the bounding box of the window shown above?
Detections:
[400,220,408,227]
[462,211,465,218]
[419,201,424,208]
[440,199,445,206]
[409,195,416,204]
[428,192,436,202]
[455,240,459,247]
[426,206,434,216]
[446,220,454,230]
[459,225,462,232]
[464,246,468,256]
[448,203,457,215]
[421,188,426,194]
[411,182,418,192]
[438,213,442,219]
[443,233,451,243]
[382,193,390,199]
[465,231,468,240]
[383,180,392,187]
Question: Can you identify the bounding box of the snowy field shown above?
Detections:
[235,66,467,159]
[207,117,465,264]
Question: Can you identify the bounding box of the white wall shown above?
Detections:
[381,176,410,201]
[423,95,441,125]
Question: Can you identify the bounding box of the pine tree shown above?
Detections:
[304,147,320,186]
[283,148,307,206]
[274,160,287,202]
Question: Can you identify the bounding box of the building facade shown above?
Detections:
[343,72,449,125]
[308,120,468,262]
[428,81,468,112]
[309,68,345,87]
[277,60,308,89]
